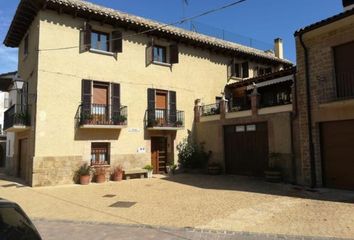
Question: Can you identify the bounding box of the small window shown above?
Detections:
[234,63,241,78]
[91,31,110,52]
[153,45,167,63]
[235,125,245,132]
[91,143,110,165]
[24,35,29,55]
[246,124,256,131]
[242,62,249,78]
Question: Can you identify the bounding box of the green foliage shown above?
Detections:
[76,163,91,176]
[112,114,126,123]
[143,164,153,171]
[177,131,211,169]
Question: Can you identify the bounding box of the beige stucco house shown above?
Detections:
[3,0,291,186]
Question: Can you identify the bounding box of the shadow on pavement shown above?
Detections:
[161,173,354,204]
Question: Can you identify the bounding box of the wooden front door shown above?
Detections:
[18,138,28,180]
[321,120,354,190]
[151,137,168,174]
[224,122,268,177]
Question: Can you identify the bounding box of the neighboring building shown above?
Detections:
[195,67,297,182]
[3,0,290,186]
[0,72,18,169]
[294,0,354,190]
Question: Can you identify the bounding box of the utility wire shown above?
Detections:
[38,0,247,52]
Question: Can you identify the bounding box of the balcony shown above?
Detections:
[4,104,30,132]
[145,109,184,130]
[201,103,221,116]
[78,104,128,129]
[319,71,354,103]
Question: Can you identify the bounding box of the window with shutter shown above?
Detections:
[242,62,249,78]
[111,83,121,119]
[169,44,179,64]
[111,31,123,53]
[81,22,92,52]
[334,41,354,98]
[146,42,153,66]
[153,45,167,63]
[147,88,156,124]
[81,80,92,118]
[169,91,177,123]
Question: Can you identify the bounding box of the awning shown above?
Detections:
[246,74,294,90]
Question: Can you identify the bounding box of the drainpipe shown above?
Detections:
[299,33,316,188]
[290,72,297,184]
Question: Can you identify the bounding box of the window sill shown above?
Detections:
[229,76,243,81]
[89,48,115,56]
[152,61,172,67]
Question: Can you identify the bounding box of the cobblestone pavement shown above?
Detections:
[1,173,354,239]
[33,219,350,240]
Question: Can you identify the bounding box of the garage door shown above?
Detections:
[321,120,354,190]
[224,122,268,177]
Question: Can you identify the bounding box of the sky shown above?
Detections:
[0,0,344,73]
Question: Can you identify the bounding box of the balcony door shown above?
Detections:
[92,83,109,124]
[155,91,167,125]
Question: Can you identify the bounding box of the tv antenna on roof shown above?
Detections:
[181,0,189,27]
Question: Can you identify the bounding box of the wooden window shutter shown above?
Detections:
[146,41,154,66]
[227,59,236,79]
[168,91,177,123]
[242,62,249,78]
[169,44,179,64]
[111,83,121,117]
[80,22,92,52]
[111,31,123,53]
[81,80,92,116]
[147,88,156,124]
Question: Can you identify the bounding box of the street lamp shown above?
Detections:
[13,74,25,91]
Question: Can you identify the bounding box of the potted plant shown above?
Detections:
[112,164,124,181]
[76,163,91,185]
[264,152,282,183]
[207,162,222,175]
[14,112,29,125]
[175,120,183,127]
[143,165,153,178]
[113,115,127,125]
[94,166,107,183]
[167,164,177,175]
[81,113,93,125]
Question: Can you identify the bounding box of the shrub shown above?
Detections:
[176,131,211,169]
[143,165,153,171]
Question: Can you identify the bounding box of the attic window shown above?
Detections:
[91,31,109,52]
[229,61,249,79]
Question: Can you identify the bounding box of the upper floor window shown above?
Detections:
[146,41,179,66]
[228,60,249,79]
[334,41,354,99]
[24,35,29,56]
[91,31,110,52]
[153,45,167,63]
[80,23,122,55]
[257,67,272,76]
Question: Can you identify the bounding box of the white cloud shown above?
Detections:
[0,45,18,73]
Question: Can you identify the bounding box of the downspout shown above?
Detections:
[290,72,297,184]
[299,33,316,188]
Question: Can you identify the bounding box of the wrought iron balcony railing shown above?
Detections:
[201,103,220,116]
[3,104,30,130]
[145,109,184,128]
[78,104,128,126]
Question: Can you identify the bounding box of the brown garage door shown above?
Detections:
[224,122,268,177]
[321,120,354,190]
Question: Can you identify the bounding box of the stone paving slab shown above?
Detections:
[33,219,350,240]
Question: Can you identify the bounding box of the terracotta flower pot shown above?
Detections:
[80,175,90,185]
[112,171,123,181]
[95,174,106,183]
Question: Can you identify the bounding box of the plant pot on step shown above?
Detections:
[94,167,107,183]
[112,165,124,181]
[80,175,90,185]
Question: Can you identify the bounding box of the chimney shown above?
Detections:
[343,0,354,11]
[274,38,283,59]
